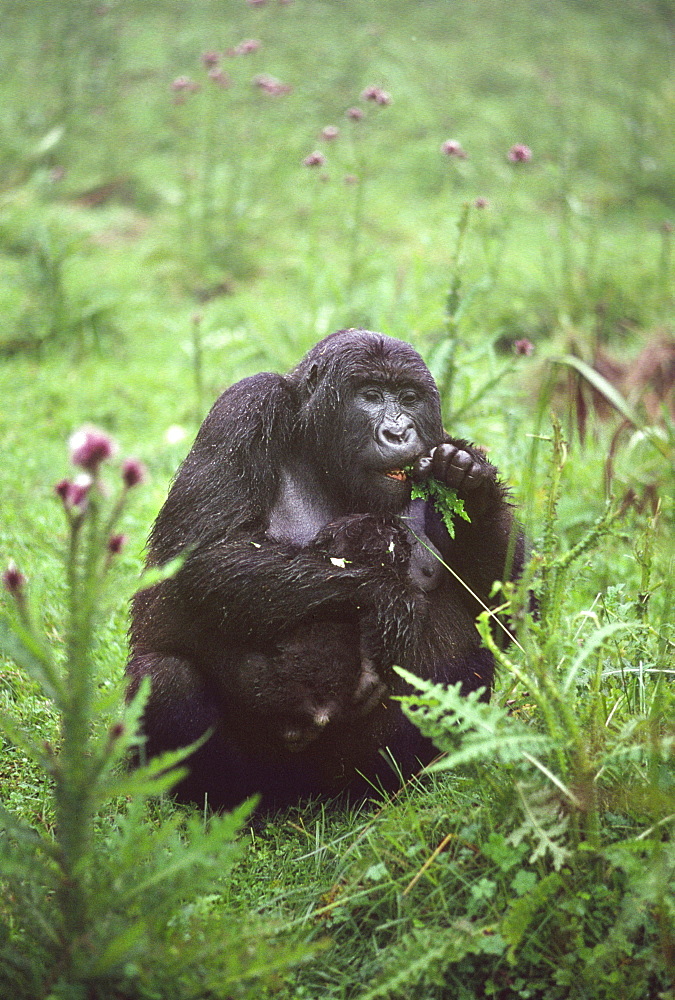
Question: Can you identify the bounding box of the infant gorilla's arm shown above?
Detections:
[311,514,412,570]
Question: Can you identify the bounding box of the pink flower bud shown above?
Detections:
[441,139,467,159]
[321,125,340,141]
[55,477,92,510]
[122,458,146,489]
[361,86,391,105]
[303,151,326,167]
[201,50,221,68]
[3,560,25,595]
[171,75,200,93]
[208,67,231,88]
[69,426,117,472]
[514,338,535,356]
[474,197,489,209]
[107,533,127,555]
[233,38,261,55]
[346,107,364,121]
[253,74,292,96]
[508,143,532,163]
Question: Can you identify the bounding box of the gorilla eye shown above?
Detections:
[360,387,383,403]
[400,389,420,405]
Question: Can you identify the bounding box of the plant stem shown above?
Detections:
[440,202,472,415]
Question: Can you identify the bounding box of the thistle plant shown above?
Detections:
[0,428,300,998]
[301,87,393,311]
[390,428,674,992]
[345,88,391,292]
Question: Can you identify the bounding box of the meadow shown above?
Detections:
[0,1,673,997]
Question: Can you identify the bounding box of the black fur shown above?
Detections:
[127,329,523,810]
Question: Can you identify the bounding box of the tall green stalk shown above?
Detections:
[439,201,472,413]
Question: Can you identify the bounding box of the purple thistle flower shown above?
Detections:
[122,457,147,489]
[253,73,292,96]
[3,560,25,595]
[361,85,391,106]
[171,75,200,93]
[247,0,267,5]
[303,151,326,168]
[201,50,221,68]
[232,38,262,55]
[69,426,117,472]
[321,125,340,141]
[514,338,535,356]
[55,479,72,502]
[208,67,232,88]
[508,143,532,163]
[474,197,489,209]
[107,533,127,555]
[441,139,467,159]
[361,87,391,105]
[346,107,364,121]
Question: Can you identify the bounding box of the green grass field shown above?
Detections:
[1,1,673,997]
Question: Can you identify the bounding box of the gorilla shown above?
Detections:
[127,328,523,810]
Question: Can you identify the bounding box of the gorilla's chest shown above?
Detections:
[267,467,336,545]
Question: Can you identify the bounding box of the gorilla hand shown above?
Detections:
[412,442,497,495]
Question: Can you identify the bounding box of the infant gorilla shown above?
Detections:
[227,513,436,761]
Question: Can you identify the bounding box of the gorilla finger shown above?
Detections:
[353,659,380,702]
[462,460,491,491]
[354,679,389,716]
[411,453,434,482]
[431,444,470,485]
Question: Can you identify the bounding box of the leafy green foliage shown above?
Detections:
[409,477,470,538]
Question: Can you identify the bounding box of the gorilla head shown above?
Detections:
[288,329,444,514]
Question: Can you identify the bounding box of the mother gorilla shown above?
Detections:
[128,329,523,810]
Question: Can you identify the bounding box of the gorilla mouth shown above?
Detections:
[384,469,408,482]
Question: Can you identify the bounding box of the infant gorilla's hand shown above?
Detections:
[312,514,411,572]
[412,442,497,495]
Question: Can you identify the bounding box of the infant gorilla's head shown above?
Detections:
[241,621,362,753]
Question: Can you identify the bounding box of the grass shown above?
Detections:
[0,0,674,997]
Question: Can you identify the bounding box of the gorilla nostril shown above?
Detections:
[382,428,402,443]
[381,423,413,446]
